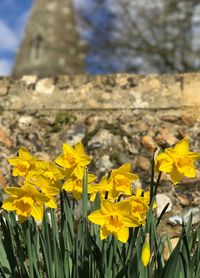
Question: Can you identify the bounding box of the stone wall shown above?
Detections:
[0,73,200,190]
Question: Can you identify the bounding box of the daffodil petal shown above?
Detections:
[101,200,115,214]
[170,167,184,185]
[63,180,74,191]
[121,214,141,227]
[88,210,106,225]
[174,138,189,154]
[100,225,111,240]
[19,146,32,160]
[2,197,15,211]
[112,163,131,175]
[159,159,173,173]
[75,142,85,155]
[73,165,84,179]
[114,227,129,243]
[31,204,44,220]
[182,166,196,177]
[4,187,25,197]
[46,198,57,209]
[63,143,75,155]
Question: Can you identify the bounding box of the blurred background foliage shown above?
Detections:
[78,0,200,74]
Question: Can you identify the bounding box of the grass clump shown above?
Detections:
[51,111,72,132]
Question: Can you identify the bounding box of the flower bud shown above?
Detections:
[141,233,151,267]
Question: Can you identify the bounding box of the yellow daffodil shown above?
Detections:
[27,160,65,185]
[88,176,111,202]
[155,138,200,185]
[25,176,60,209]
[88,199,141,243]
[135,188,156,208]
[117,191,150,226]
[2,184,49,222]
[8,146,37,177]
[128,196,149,225]
[107,163,138,200]
[141,234,151,267]
[63,173,96,200]
[55,142,91,179]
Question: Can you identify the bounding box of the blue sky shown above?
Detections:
[0,0,105,75]
[0,0,115,75]
[0,0,33,75]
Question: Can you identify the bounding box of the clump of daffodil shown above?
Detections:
[55,142,91,179]
[88,197,147,243]
[155,138,200,185]
[2,184,49,222]
[141,233,151,267]
[8,146,37,177]
[63,173,96,201]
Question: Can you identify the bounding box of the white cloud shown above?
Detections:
[0,20,19,52]
[0,59,13,76]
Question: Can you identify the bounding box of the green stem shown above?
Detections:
[150,156,155,204]
[154,172,162,198]
[25,221,34,278]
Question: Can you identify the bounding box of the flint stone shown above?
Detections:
[96,155,113,172]
[156,193,172,217]
[88,129,113,149]
[168,207,200,226]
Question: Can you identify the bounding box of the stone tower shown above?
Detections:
[13,0,86,77]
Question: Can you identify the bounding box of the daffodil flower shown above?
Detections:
[88,199,141,243]
[55,142,91,179]
[24,178,60,209]
[2,184,49,222]
[155,138,200,185]
[88,176,111,202]
[135,188,156,208]
[8,146,37,177]
[128,195,149,225]
[27,160,65,183]
[63,173,96,200]
[107,163,138,200]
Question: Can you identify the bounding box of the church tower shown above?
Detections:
[13,0,86,77]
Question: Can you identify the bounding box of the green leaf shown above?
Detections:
[156,203,170,227]
[0,236,12,277]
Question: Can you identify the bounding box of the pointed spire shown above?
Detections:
[13,0,86,77]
